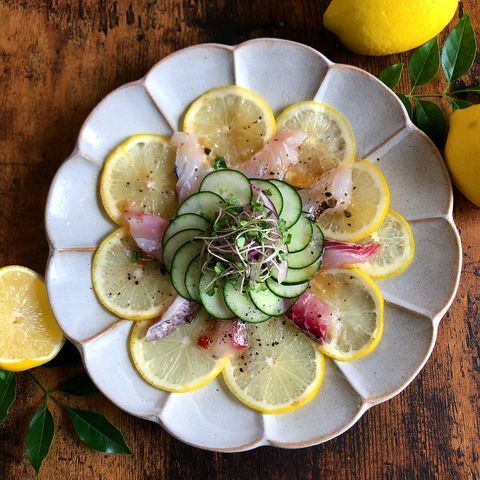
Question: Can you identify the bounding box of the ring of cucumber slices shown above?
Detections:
[162,168,324,322]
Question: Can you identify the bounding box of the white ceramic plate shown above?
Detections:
[45,39,461,451]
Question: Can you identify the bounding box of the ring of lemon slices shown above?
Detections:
[90,86,415,414]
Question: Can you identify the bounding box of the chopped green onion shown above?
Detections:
[214,157,227,169]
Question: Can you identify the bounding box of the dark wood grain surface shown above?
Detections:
[1,1,479,479]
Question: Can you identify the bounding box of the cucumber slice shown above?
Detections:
[266,278,309,299]
[286,214,313,253]
[224,280,271,323]
[171,241,202,300]
[269,180,302,228]
[163,228,204,272]
[163,213,210,246]
[272,257,322,285]
[177,191,225,222]
[287,223,324,269]
[199,271,235,320]
[200,169,252,206]
[249,179,283,215]
[185,256,202,302]
[249,284,292,316]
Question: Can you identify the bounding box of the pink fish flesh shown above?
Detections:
[286,290,337,343]
[124,208,168,261]
[197,319,248,357]
[146,296,199,342]
[300,165,353,219]
[171,132,212,203]
[322,239,382,270]
[237,127,307,180]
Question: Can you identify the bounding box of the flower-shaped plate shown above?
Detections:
[45,39,461,451]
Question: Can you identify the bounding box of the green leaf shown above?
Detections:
[44,341,81,368]
[414,99,447,148]
[442,13,477,83]
[451,98,473,110]
[0,370,16,425]
[409,37,440,88]
[27,402,55,475]
[397,93,413,119]
[213,157,227,169]
[67,407,131,454]
[54,372,99,396]
[379,63,404,89]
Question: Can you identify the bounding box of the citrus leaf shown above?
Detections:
[27,402,55,475]
[442,13,477,83]
[55,372,99,396]
[451,98,473,110]
[379,63,404,89]
[44,341,81,368]
[409,37,440,88]
[0,371,16,425]
[67,407,131,454]
[397,93,413,119]
[415,99,447,148]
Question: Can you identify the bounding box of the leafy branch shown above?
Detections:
[379,13,478,147]
[0,342,131,476]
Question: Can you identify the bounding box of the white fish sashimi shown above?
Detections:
[197,319,248,357]
[146,296,199,342]
[321,239,382,270]
[237,127,307,180]
[300,165,353,219]
[124,208,168,261]
[171,132,212,202]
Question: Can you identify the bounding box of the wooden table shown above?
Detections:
[1,1,479,478]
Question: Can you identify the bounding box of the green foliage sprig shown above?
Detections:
[0,341,131,476]
[379,13,478,147]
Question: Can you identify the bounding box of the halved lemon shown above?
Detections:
[222,316,324,414]
[316,160,390,242]
[183,86,276,167]
[92,228,175,320]
[310,268,383,361]
[277,101,356,188]
[100,134,177,224]
[358,210,415,280]
[0,266,64,371]
[130,311,227,392]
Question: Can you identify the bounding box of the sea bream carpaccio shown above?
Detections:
[321,239,381,269]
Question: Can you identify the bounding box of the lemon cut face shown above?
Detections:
[183,86,276,167]
[222,316,324,414]
[0,266,64,371]
[310,268,384,361]
[130,311,227,393]
[277,101,356,188]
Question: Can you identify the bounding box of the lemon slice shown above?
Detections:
[183,86,276,167]
[276,101,356,188]
[100,134,177,224]
[92,228,175,320]
[222,316,324,414]
[317,160,390,242]
[0,266,64,371]
[310,268,383,361]
[357,210,415,280]
[130,311,227,392]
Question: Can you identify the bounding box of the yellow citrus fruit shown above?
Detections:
[100,134,177,224]
[358,210,415,280]
[445,104,480,207]
[92,228,175,320]
[323,0,458,56]
[183,86,276,167]
[0,266,64,371]
[277,101,356,188]
[310,268,383,361]
[222,316,324,414]
[130,310,227,392]
[316,160,390,242]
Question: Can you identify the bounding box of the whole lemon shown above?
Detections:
[323,0,458,56]
[445,105,480,207]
